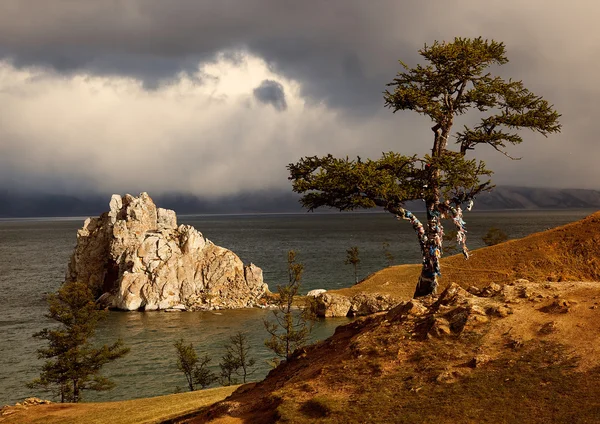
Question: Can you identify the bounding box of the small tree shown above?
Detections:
[345,246,361,284]
[382,241,394,267]
[28,281,130,403]
[482,227,508,246]
[219,351,239,386]
[220,331,256,385]
[288,37,561,298]
[174,339,217,391]
[264,251,313,363]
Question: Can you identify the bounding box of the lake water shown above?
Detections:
[0,209,594,405]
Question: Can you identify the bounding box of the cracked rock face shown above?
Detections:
[67,193,268,311]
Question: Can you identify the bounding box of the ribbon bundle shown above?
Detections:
[398,198,474,274]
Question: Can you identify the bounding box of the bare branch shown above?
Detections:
[489,142,522,160]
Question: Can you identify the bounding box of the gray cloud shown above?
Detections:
[0,0,598,195]
[253,80,287,111]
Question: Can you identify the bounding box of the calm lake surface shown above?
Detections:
[0,210,594,404]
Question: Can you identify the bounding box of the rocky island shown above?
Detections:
[66,192,268,311]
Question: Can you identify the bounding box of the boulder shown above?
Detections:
[314,293,352,317]
[67,193,269,311]
[387,300,428,322]
[313,292,397,318]
[349,293,396,316]
[479,283,502,297]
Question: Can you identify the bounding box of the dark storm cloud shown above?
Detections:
[0,0,421,112]
[2,1,595,115]
[253,80,287,111]
[0,0,599,193]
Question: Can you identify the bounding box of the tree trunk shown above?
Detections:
[73,380,79,403]
[413,201,443,297]
[413,121,450,297]
[397,208,440,298]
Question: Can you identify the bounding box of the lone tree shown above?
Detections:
[288,37,561,297]
[345,246,361,284]
[219,331,256,385]
[174,339,217,391]
[482,227,509,246]
[264,250,313,363]
[28,281,130,403]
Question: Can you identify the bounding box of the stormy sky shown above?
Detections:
[0,0,598,197]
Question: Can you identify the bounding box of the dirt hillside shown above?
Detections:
[179,211,600,423]
[183,281,600,423]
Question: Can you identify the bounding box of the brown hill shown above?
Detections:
[182,281,600,423]
[177,211,600,424]
[335,209,600,301]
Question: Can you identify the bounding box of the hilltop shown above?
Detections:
[335,209,600,301]
[177,211,600,423]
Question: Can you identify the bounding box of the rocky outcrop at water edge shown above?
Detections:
[67,192,268,311]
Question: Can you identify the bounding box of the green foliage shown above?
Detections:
[28,281,130,403]
[384,37,560,157]
[219,331,256,385]
[174,339,217,391]
[288,37,561,297]
[482,227,509,246]
[288,152,492,214]
[345,246,361,284]
[289,36,560,212]
[218,351,239,386]
[264,251,314,362]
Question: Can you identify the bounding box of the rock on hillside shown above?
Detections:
[183,280,600,423]
[66,192,268,311]
[314,292,396,318]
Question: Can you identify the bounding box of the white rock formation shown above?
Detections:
[67,192,268,311]
[306,289,327,297]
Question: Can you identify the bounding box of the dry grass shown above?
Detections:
[189,281,600,423]
[274,340,600,424]
[336,210,600,300]
[0,386,239,424]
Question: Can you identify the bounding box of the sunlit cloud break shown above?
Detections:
[0,51,374,196]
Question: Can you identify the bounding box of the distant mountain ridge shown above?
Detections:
[475,186,600,210]
[0,186,599,217]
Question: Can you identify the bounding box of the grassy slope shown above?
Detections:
[181,211,600,423]
[187,282,600,423]
[335,210,600,300]
[0,386,238,424]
